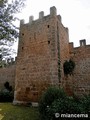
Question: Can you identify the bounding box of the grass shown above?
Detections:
[0,103,39,120]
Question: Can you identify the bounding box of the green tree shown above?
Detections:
[0,0,26,41]
[0,0,26,59]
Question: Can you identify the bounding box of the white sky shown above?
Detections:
[17,0,90,47]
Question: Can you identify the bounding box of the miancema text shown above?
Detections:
[61,113,88,118]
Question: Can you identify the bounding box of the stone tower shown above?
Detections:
[13,6,69,104]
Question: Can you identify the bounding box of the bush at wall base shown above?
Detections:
[38,87,90,120]
[0,89,14,102]
[38,87,67,120]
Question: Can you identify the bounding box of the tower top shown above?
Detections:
[50,6,57,16]
[20,6,57,25]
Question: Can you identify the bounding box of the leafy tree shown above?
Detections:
[0,0,26,59]
[0,0,26,41]
[0,40,17,59]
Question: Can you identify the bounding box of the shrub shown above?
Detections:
[38,87,67,120]
[63,59,75,75]
[4,81,12,92]
[0,90,14,102]
[0,81,14,102]
[80,95,90,113]
[39,87,90,120]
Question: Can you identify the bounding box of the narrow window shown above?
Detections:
[47,25,50,28]
[34,33,36,40]
[22,47,24,50]
[48,41,50,44]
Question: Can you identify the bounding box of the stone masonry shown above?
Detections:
[69,40,90,96]
[0,64,15,90]
[13,6,70,104]
[0,6,89,104]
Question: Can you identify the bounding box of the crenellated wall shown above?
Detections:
[0,64,16,90]
[0,6,90,104]
[13,7,90,104]
[69,40,90,96]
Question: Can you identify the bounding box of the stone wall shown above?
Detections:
[57,16,70,88]
[14,6,71,104]
[0,6,90,105]
[12,6,90,104]
[69,40,90,96]
[0,64,16,90]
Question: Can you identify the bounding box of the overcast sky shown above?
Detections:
[17,0,90,47]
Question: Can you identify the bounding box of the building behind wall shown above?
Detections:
[0,6,89,104]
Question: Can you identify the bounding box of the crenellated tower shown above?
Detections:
[13,6,69,105]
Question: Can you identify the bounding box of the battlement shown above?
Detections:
[20,6,58,25]
[39,11,44,19]
[69,39,90,59]
[0,57,16,69]
[80,39,86,47]
[69,39,90,49]
[6,57,16,65]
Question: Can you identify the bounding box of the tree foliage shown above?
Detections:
[0,81,14,102]
[0,0,26,59]
[39,87,90,120]
[63,59,75,75]
[0,0,25,41]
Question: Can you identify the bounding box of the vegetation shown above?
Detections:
[0,0,25,41]
[0,0,26,59]
[0,81,14,102]
[63,59,75,75]
[0,54,15,68]
[39,87,90,120]
[4,81,12,92]
[39,87,67,120]
[0,57,7,67]
[0,45,16,60]
[0,87,90,120]
[0,103,39,120]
